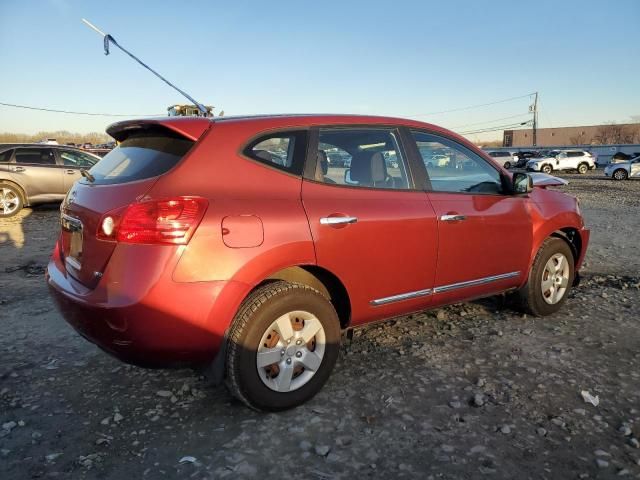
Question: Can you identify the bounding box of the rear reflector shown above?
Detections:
[97,197,208,245]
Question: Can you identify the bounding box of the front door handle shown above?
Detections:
[440,214,467,222]
[66,169,77,175]
[12,166,25,172]
[320,216,358,226]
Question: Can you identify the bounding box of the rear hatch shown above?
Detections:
[59,119,210,288]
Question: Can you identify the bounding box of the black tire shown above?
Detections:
[0,183,24,218]
[514,237,575,317]
[577,163,588,174]
[612,169,628,181]
[225,281,340,411]
[541,164,553,174]
[503,161,511,169]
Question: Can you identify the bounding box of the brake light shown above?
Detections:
[97,197,208,245]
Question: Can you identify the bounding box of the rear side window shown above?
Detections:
[15,148,56,165]
[88,128,194,185]
[243,131,307,175]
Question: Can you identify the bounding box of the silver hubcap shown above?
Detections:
[256,311,325,392]
[0,188,20,215]
[541,253,570,304]
[614,170,626,180]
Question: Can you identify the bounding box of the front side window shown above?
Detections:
[244,131,307,175]
[60,149,98,168]
[315,128,410,189]
[15,148,56,165]
[0,149,13,163]
[411,131,503,194]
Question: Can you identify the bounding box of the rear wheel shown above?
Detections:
[612,169,628,181]
[514,237,575,316]
[577,163,588,174]
[225,281,340,411]
[503,161,511,169]
[0,183,23,218]
[541,164,553,174]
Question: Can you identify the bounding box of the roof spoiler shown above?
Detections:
[106,118,212,142]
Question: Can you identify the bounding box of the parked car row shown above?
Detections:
[485,149,596,174]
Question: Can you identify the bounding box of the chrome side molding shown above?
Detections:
[370,288,433,306]
[433,271,520,294]
[370,271,521,306]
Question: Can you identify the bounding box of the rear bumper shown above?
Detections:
[47,241,249,368]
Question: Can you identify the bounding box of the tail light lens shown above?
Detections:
[97,197,208,245]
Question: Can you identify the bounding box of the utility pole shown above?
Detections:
[531,92,538,147]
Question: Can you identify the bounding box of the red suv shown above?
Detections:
[47,115,589,411]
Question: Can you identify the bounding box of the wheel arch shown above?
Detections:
[259,265,352,329]
[550,228,582,265]
[0,178,28,206]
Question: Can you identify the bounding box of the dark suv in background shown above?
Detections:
[0,144,100,217]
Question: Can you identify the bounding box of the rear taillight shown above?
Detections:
[97,197,208,245]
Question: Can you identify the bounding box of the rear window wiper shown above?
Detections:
[80,168,95,183]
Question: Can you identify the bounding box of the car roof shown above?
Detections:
[106,113,478,150]
[0,143,102,158]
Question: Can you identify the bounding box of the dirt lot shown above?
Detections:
[1,171,639,479]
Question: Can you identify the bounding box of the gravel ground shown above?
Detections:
[1,170,639,479]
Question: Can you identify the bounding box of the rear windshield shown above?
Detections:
[87,128,194,185]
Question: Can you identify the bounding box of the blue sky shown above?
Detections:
[0,0,639,141]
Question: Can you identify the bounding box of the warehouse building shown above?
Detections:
[503,123,640,147]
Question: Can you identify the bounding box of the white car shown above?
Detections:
[486,151,515,169]
[604,156,640,180]
[526,150,595,174]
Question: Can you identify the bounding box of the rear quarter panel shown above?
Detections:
[151,121,316,286]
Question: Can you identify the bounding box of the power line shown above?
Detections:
[458,121,532,135]
[449,113,531,129]
[0,101,163,117]
[406,92,536,117]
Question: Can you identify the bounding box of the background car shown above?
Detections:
[513,151,540,168]
[0,144,100,217]
[486,150,515,168]
[604,155,640,180]
[526,150,595,174]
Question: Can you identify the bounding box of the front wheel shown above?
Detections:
[541,164,553,174]
[612,169,628,181]
[513,237,575,316]
[503,161,511,169]
[225,281,341,411]
[577,163,588,174]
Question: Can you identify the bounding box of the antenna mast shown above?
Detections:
[81,18,208,116]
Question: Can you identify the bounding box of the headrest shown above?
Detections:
[350,151,387,186]
[315,150,329,180]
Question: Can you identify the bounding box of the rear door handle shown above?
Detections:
[320,216,358,226]
[440,214,466,222]
[12,166,25,172]
[66,169,77,175]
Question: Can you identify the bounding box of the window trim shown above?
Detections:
[240,128,309,177]
[407,129,512,196]
[303,124,420,192]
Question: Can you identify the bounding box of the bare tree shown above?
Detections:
[593,124,636,145]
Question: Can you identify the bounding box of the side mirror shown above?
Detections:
[512,172,533,194]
